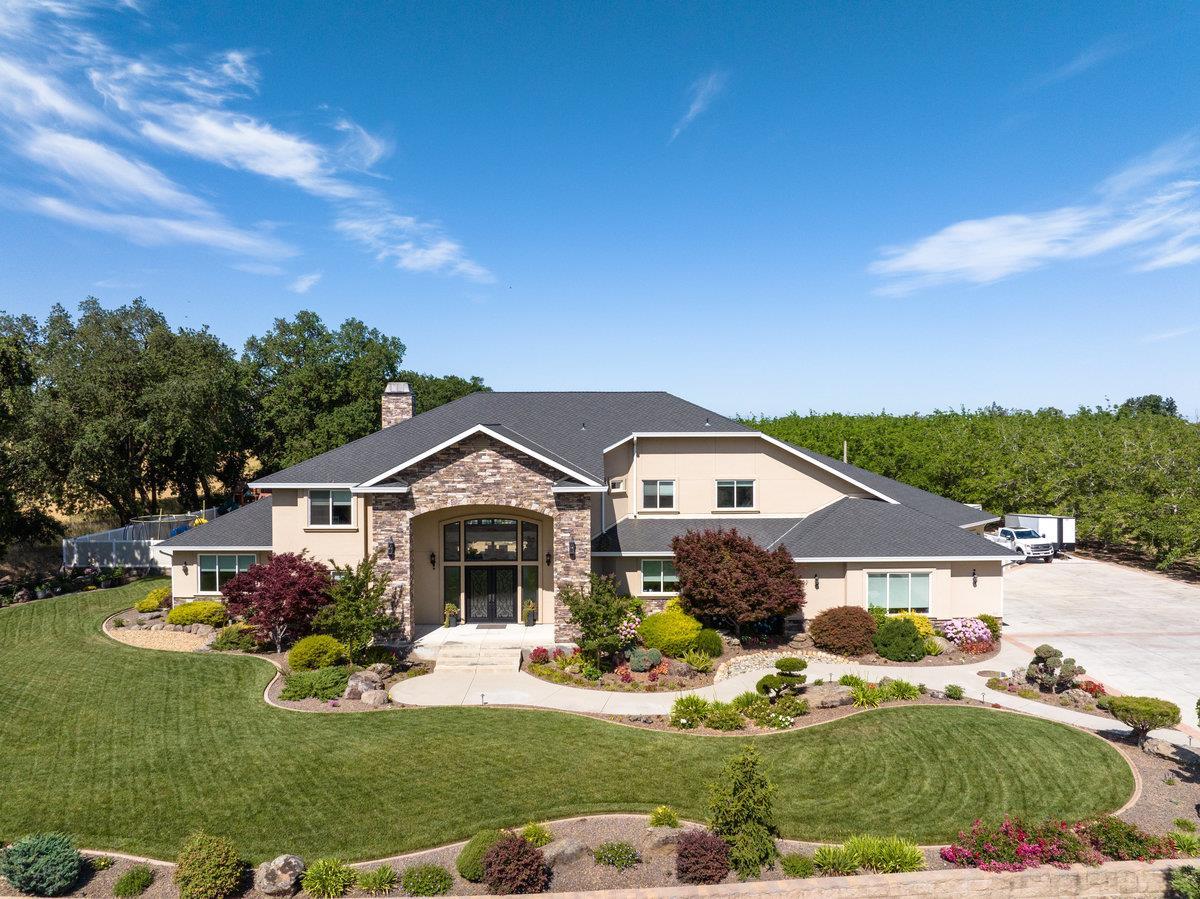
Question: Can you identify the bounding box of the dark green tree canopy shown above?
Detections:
[1117,394,1179,418]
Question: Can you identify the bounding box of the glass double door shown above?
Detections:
[465,566,517,622]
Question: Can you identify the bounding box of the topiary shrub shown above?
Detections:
[779,852,815,878]
[456,829,505,882]
[135,586,171,613]
[356,865,398,896]
[693,628,724,657]
[399,864,452,896]
[280,665,351,701]
[287,634,349,671]
[637,608,702,657]
[593,841,640,870]
[173,832,243,899]
[0,833,83,896]
[650,805,679,828]
[482,833,549,895]
[774,656,807,675]
[808,606,876,656]
[301,859,356,898]
[626,646,663,672]
[212,622,259,652]
[1025,643,1084,693]
[166,600,227,628]
[1107,696,1182,744]
[112,864,155,897]
[708,745,779,878]
[675,830,730,884]
[873,617,926,662]
[976,613,1002,641]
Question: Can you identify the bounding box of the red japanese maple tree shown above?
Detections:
[222,552,332,652]
[671,528,805,637]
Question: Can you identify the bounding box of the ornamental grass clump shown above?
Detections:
[703,701,745,731]
[301,859,356,898]
[0,832,83,897]
[674,830,730,884]
[842,834,925,873]
[670,694,711,729]
[357,864,399,896]
[707,745,779,878]
[112,864,155,897]
[812,844,857,876]
[779,852,815,878]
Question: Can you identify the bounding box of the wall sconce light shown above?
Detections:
[544,551,552,567]
[568,538,577,560]
[814,574,820,590]
[182,562,189,575]
[429,552,437,569]
[971,568,978,588]
[386,538,395,561]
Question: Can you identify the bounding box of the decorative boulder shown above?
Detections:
[666,659,693,677]
[1060,688,1094,707]
[367,662,392,678]
[787,632,816,651]
[541,838,587,867]
[806,683,853,708]
[255,854,306,896]
[192,624,216,637]
[343,670,384,700]
[645,826,692,848]
[1141,738,1179,762]
[931,636,954,654]
[360,689,390,707]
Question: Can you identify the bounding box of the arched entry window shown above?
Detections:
[442,516,540,623]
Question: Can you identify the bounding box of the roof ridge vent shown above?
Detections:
[581,421,586,430]
[704,416,710,426]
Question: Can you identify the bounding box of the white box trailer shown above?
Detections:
[1004,514,1076,551]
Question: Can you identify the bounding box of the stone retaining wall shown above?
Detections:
[474,859,1192,898]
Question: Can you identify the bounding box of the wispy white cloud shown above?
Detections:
[870,135,1200,294]
[1140,326,1196,343]
[1027,37,1126,90]
[670,71,726,143]
[287,271,321,293]
[0,1,489,279]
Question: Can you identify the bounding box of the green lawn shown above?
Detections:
[0,580,1133,861]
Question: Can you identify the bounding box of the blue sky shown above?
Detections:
[1,1,1198,417]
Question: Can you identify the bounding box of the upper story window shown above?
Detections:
[716,479,755,509]
[642,479,675,510]
[309,489,353,527]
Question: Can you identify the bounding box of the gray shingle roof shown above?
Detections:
[787,445,997,527]
[592,498,1017,560]
[251,391,749,488]
[158,496,273,549]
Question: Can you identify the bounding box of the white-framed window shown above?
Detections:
[641,559,679,593]
[309,488,353,527]
[199,554,257,594]
[609,478,625,493]
[866,572,931,613]
[642,479,675,510]
[716,479,755,509]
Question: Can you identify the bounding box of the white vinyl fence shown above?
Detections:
[62,508,219,571]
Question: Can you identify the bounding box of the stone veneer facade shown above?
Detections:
[370,433,591,640]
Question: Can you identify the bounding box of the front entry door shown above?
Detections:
[465,566,518,622]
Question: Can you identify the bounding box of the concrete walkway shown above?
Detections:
[389,640,1192,746]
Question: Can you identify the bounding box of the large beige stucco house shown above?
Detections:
[160,384,1016,640]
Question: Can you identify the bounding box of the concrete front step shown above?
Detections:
[434,648,523,671]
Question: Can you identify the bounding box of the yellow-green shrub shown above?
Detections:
[287,634,349,671]
[135,587,171,613]
[638,608,702,657]
[166,601,227,628]
[891,611,934,638]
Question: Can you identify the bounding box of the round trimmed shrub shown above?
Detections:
[399,863,452,896]
[1107,696,1181,742]
[482,832,549,895]
[456,829,505,882]
[872,617,926,662]
[135,586,171,613]
[173,832,243,899]
[637,607,703,657]
[693,628,724,657]
[166,600,227,628]
[302,858,356,898]
[808,606,876,656]
[675,830,731,884]
[112,864,155,897]
[0,833,83,896]
[774,656,807,674]
[287,634,349,671]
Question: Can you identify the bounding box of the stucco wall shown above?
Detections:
[602,435,866,520]
[269,488,369,567]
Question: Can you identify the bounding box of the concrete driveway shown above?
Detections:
[1004,557,1200,731]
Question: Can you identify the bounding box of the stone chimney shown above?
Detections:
[381,382,413,428]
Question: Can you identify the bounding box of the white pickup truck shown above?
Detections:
[988,527,1056,562]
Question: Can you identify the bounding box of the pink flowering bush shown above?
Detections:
[529,646,551,664]
[941,617,993,648]
[940,816,1174,873]
[617,611,641,647]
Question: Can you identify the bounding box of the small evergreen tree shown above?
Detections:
[557,573,640,665]
[312,551,396,662]
[707,744,779,878]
